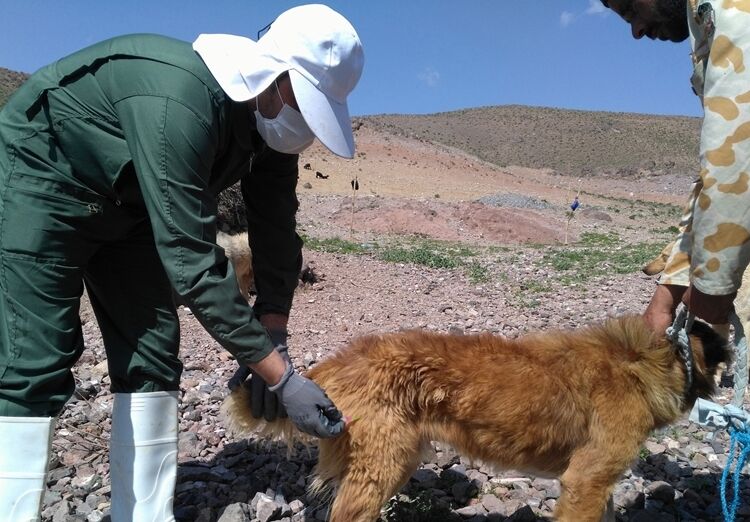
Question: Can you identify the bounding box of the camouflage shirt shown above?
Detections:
[660,0,750,295]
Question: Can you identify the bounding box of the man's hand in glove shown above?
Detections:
[227,328,345,437]
[227,328,289,422]
[268,363,346,438]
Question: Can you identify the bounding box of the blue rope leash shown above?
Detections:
[685,309,750,522]
[721,427,750,522]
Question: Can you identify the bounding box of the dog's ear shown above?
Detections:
[690,320,732,371]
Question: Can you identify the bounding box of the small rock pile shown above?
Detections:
[476,193,552,211]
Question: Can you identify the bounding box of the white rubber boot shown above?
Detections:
[0,416,54,522]
[110,391,178,522]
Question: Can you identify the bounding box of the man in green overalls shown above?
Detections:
[601,0,750,337]
[0,4,363,520]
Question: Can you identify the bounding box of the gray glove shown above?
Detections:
[268,363,345,438]
[227,329,290,422]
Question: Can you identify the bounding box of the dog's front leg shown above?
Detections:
[600,496,615,522]
[555,449,624,522]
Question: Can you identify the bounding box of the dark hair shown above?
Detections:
[600,0,609,6]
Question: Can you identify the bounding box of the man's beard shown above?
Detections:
[655,0,689,42]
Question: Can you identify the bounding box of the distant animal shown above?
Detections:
[223,315,729,522]
[315,171,329,179]
[641,241,677,277]
[303,163,312,170]
[216,231,254,300]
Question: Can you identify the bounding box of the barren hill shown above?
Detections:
[362,105,701,176]
[0,67,29,109]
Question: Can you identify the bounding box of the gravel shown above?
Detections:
[36,184,750,522]
[476,193,553,210]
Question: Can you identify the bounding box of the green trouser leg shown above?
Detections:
[0,171,182,415]
[83,221,182,394]
[0,178,94,417]
[0,248,85,416]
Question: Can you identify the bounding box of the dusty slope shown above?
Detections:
[0,66,29,109]
[294,123,687,248]
[363,106,701,175]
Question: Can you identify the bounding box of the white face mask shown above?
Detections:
[254,83,315,154]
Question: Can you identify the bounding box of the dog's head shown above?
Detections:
[684,319,733,403]
[642,241,674,276]
[613,316,731,426]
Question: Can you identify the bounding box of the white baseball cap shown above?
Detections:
[193,4,364,158]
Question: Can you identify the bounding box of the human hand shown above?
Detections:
[643,284,687,334]
[268,365,345,438]
[250,329,290,421]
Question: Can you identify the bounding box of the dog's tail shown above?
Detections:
[222,381,340,502]
[221,382,308,445]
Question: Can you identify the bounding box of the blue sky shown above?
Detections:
[0,0,701,118]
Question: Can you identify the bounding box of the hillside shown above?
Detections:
[0,67,29,109]
[362,105,701,176]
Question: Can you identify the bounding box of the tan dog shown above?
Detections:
[217,231,254,300]
[642,241,675,276]
[642,240,750,306]
[223,316,729,522]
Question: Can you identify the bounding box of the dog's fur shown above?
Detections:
[217,231,254,300]
[223,316,729,522]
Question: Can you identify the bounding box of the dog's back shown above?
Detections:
[308,317,696,473]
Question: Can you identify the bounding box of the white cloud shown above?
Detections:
[561,2,607,29]
[418,66,440,87]
[585,0,608,15]
[560,11,575,27]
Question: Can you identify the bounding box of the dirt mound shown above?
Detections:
[331,196,566,244]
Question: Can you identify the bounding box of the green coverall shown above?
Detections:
[0,34,303,417]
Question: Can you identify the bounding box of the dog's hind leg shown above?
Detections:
[329,462,420,522]
[327,427,423,522]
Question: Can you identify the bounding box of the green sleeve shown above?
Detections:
[114,95,274,364]
[242,147,303,317]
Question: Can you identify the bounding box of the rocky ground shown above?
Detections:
[44,243,750,522]
[39,129,750,522]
